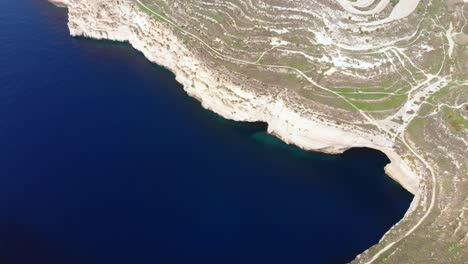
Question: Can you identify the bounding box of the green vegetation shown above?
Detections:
[447,110,467,131]
[390,0,400,7]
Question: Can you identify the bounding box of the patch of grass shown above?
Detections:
[341,92,406,101]
[136,2,175,24]
[350,94,407,111]
[390,0,400,7]
[447,111,467,131]
[212,12,225,23]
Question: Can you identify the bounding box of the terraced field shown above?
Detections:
[139,0,465,138]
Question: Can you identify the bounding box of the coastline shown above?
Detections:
[47,0,422,261]
[47,0,419,195]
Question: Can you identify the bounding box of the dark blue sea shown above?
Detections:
[0,1,413,264]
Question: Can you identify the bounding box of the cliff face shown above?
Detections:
[59,0,424,195]
[48,0,420,194]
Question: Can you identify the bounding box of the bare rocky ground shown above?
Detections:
[51,0,467,262]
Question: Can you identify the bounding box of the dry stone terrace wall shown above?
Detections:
[51,0,467,263]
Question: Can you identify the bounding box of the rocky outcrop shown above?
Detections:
[49,0,69,8]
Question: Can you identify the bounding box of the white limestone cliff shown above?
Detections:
[49,0,69,8]
[48,0,420,196]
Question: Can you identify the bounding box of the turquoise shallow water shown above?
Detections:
[0,1,412,263]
